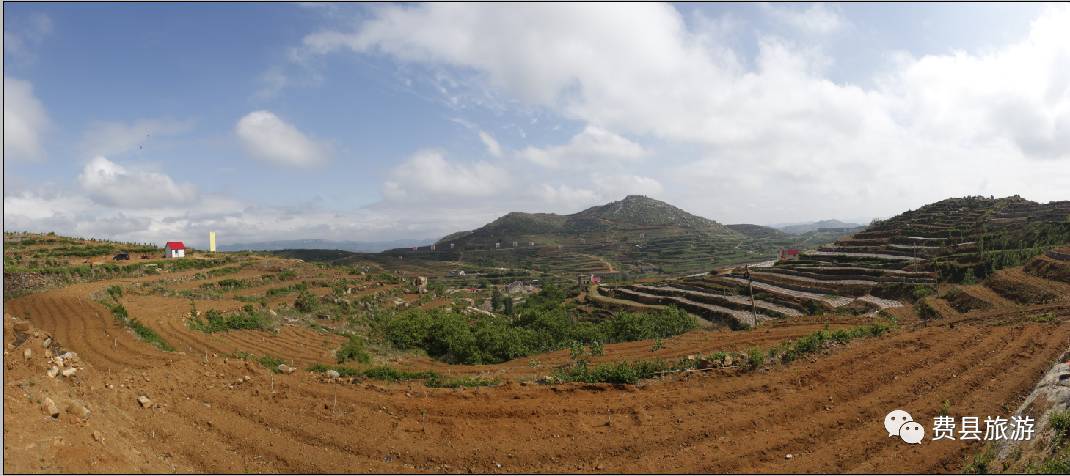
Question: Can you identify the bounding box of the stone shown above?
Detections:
[325,370,341,379]
[47,366,60,378]
[42,398,60,418]
[92,431,103,442]
[785,454,794,460]
[42,337,51,348]
[66,401,91,419]
[277,364,296,374]
[52,356,64,366]
[13,321,31,333]
[61,367,77,378]
[22,348,32,360]
[61,351,77,360]
[137,395,152,408]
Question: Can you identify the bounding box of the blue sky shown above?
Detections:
[4,3,1069,246]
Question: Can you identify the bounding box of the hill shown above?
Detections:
[220,238,431,253]
[378,195,847,277]
[776,219,863,235]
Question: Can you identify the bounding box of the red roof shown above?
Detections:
[783,249,800,255]
[165,241,185,250]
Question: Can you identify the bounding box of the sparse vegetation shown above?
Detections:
[381,286,696,365]
[102,300,173,352]
[188,305,275,333]
[336,335,372,364]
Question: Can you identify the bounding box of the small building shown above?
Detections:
[779,249,800,261]
[577,274,601,286]
[164,241,186,259]
[447,270,466,277]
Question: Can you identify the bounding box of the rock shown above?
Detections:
[47,366,60,378]
[61,351,77,360]
[325,370,340,379]
[92,431,103,442]
[22,348,32,360]
[137,395,152,408]
[42,337,51,348]
[66,401,91,419]
[42,398,60,418]
[268,309,278,317]
[52,356,64,366]
[277,364,296,374]
[13,321,31,333]
[785,454,794,460]
[723,354,734,367]
[61,367,77,378]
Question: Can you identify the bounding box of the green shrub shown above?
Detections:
[745,347,765,371]
[425,375,499,388]
[915,299,941,320]
[189,308,272,333]
[336,335,372,364]
[104,301,173,351]
[294,290,319,312]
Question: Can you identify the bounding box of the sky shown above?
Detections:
[4,2,1069,247]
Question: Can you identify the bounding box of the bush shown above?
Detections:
[745,347,765,371]
[294,291,319,313]
[189,308,273,333]
[915,299,941,320]
[336,335,371,364]
[381,300,697,365]
[553,359,671,385]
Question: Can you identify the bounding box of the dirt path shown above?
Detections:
[577,253,616,273]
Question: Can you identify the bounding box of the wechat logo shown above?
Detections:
[885,409,925,444]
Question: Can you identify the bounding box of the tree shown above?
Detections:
[503,296,514,316]
[491,287,502,312]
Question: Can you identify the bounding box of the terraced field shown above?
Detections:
[6,258,1070,473]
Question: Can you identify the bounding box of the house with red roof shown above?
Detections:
[779,248,800,261]
[164,241,186,259]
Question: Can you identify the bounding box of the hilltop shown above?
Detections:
[381,195,847,277]
[436,195,742,248]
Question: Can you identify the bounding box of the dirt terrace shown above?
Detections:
[5,273,1070,473]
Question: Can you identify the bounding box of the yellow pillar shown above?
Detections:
[209,232,216,252]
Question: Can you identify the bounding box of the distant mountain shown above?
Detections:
[436,195,743,248]
[220,238,432,253]
[775,219,864,235]
[726,224,790,240]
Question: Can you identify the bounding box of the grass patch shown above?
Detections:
[233,351,286,372]
[104,300,173,352]
[188,305,274,333]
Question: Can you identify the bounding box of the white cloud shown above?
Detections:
[592,175,664,198]
[81,118,194,157]
[235,110,331,167]
[77,156,199,208]
[4,13,53,60]
[478,130,503,157]
[382,149,511,202]
[517,126,646,168]
[763,3,846,35]
[3,76,50,161]
[298,3,1070,224]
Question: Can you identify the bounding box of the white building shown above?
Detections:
[164,241,186,258]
